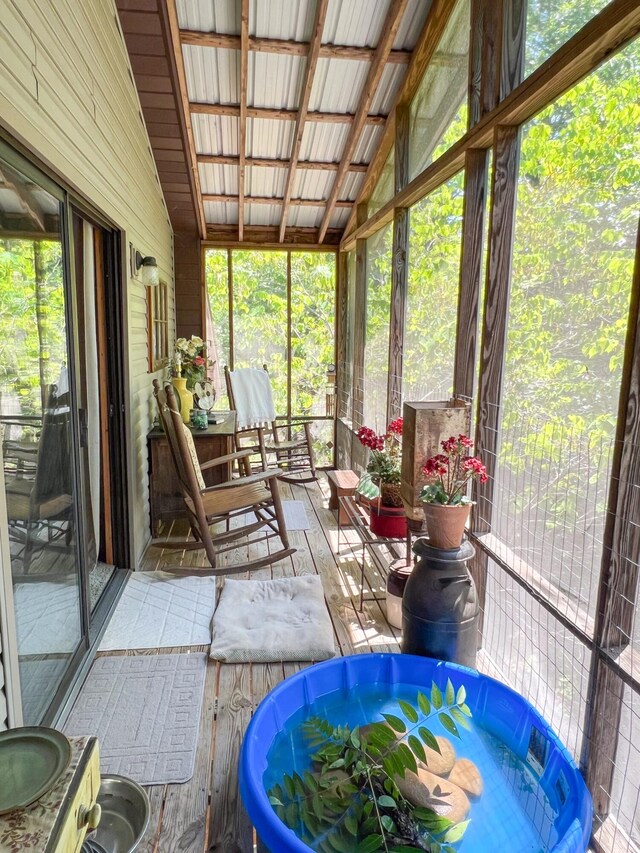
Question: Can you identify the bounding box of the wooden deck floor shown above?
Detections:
[115,475,401,853]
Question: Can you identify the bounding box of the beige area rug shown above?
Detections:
[64,653,207,785]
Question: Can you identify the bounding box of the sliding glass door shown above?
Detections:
[0,154,85,724]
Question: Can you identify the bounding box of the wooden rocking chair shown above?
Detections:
[224,365,317,484]
[152,380,295,574]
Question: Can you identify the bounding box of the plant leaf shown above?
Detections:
[377,794,396,809]
[450,705,471,730]
[456,685,467,706]
[443,819,471,843]
[419,726,440,752]
[438,712,460,738]
[445,678,455,706]
[382,713,407,734]
[417,691,431,715]
[398,699,419,724]
[431,683,443,710]
[407,734,427,764]
[268,795,283,806]
[356,834,384,853]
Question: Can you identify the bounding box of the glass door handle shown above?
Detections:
[79,408,89,448]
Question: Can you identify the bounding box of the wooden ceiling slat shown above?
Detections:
[318,0,410,242]
[180,29,412,65]
[190,102,387,125]
[238,0,249,241]
[197,154,368,173]
[203,194,352,208]
[279,0,330,242]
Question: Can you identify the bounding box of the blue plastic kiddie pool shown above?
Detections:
[240,654,592,853]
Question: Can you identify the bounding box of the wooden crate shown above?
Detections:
[401,399,472,522]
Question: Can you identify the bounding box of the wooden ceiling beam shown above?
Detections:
[197,154,368,173]
[318,0,410,243]
[238,0,249,240]
[204,223,342,249]
[203,194,352,208]
[279,0,330,242]
[341,0,458,240]
[190,102,387,125]
[160,0,207,238]
[180,30,412,64]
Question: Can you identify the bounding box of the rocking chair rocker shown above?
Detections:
[152,380,295,574]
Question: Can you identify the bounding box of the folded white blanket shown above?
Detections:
[210,575,335,663]
[229,367,276,429]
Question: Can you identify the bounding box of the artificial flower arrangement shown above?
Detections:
[420,435,488,505]
[171,335,213,388]
[420,434,487,549]
[356,417,404,507]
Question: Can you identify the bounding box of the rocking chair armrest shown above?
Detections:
[200,468,281,492]
[199,449,254,470]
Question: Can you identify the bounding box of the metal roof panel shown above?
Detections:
[177,0,239,34]
[204,200,238,224]
[249,53,305,109]
[299,121,350,162]
[310,57,369,113]
[246,203,282,226]
[193,113,238,156]
[199,162,238,195]
[293,169,334,201]
[246,117,295,158]
[250,0,316,40]
[183,44,239,103]
[246,164,287,197]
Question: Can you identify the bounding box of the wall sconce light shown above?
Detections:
[134,250,160,287]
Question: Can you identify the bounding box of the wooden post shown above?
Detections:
[386,104,410,422]
[582,221,640,817]
[227,249,234,370]
[336,251,349,419]
[453,148,490,401]
[351,205,368,431]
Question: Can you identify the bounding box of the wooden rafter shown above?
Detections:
[317,0,410,243]
[161,0,207,239]
[180,30,413,64]
[341,0,457,240]
[278,0,330,243]
[204,223,343,249]
[190,102,387,125]
[197,154,368,173]
[238,0,249,241]
[203,194,352,208]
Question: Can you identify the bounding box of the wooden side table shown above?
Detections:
[0,735,100,853]
[148,411,236,535]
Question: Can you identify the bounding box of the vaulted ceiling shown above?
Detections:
[116,0,443,246]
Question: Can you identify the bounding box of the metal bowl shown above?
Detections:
[89,775,150,853]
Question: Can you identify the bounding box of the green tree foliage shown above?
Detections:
[0,238,66,421]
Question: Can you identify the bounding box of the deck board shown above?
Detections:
[101,476,401,852]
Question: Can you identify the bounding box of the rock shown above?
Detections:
[413,736,456,776]
[395,767,470,824]
[447,758,483,797]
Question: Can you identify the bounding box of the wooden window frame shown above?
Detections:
[147,280,169,372]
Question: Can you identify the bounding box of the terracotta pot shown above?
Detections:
[422,502,470,550]
[370,503,407,538]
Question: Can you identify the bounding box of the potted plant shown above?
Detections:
[357,418,407,537]
[420,435,487,550]
[170,335,213,424]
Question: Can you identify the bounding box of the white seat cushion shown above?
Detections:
[209,575,335,663]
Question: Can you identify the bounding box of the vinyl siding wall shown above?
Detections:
[0,0,175,718]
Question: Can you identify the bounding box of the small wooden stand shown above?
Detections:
[327,469,360,525]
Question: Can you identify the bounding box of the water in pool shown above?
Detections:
[264,681,560,852]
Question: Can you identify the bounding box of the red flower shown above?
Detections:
[458,434,474,448]
[357,426,384,451]
[193,356,206,366]
[422,454,449,478]
[388,417,403,435]
[462,456,488,483]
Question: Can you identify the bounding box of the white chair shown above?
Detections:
[224,365,317,484]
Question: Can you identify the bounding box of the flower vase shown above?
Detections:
[422,503,470,550]
[172,377,193,425]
